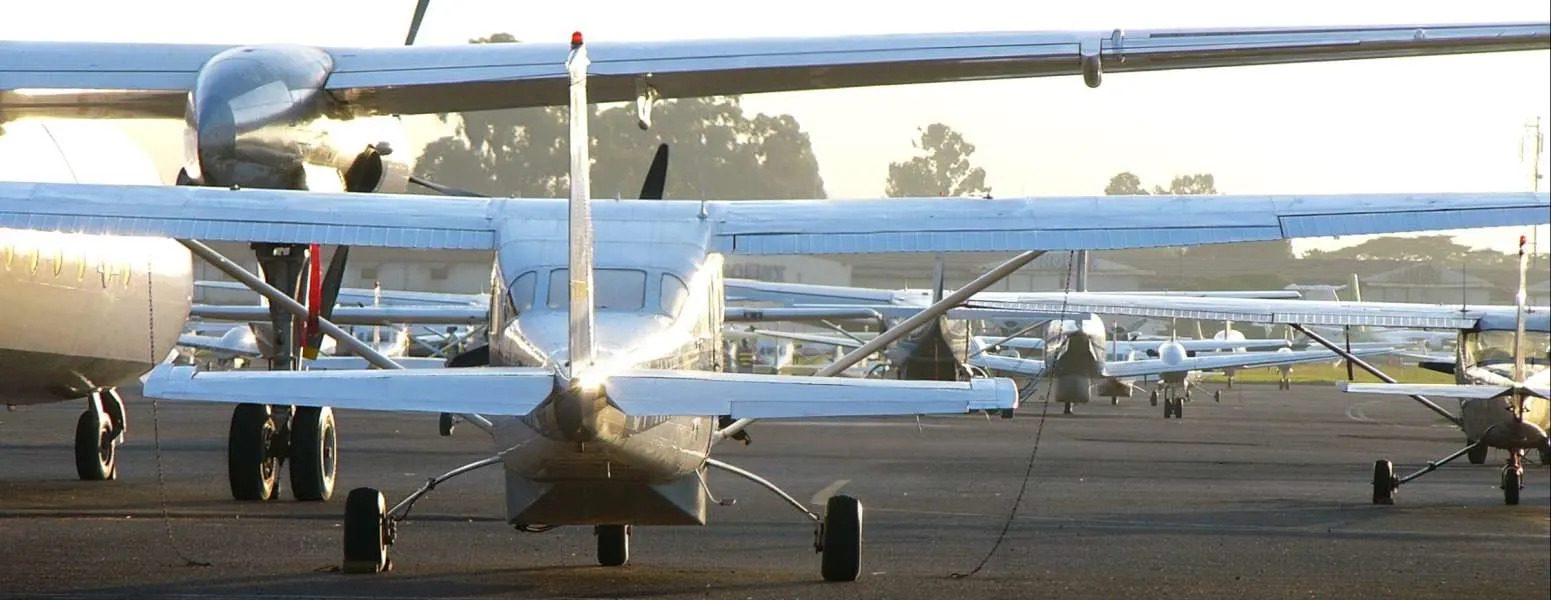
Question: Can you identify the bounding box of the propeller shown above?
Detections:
[409,175,488,198]
[637,144,670,200]
[404,0,432,46]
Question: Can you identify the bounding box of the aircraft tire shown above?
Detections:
[596,524,630,566]
[1111,396,1119,406]
[1539,446,1550,466]
[1371,460,1396,505]
[74,410,115,481]
[820,495,863,582]
[1175,398,1185,419]
[1149,390,1158,406]
[229,403,280,501]
[1467,442,1487,465]
[1214,390,1221,403]
[438,413,456,437]
[290,406,337,501]
[343,487,390,573]
[1501,466,1522,506]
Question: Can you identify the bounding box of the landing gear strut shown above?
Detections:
[342,455,504,574]
[75,389,126,481]
[704,458,863,582]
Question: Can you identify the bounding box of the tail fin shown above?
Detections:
[566,33,595,378]
[931,255,946,303]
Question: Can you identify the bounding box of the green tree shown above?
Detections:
[1306,235,1478,262]
[414,33,826,200]
[1104,172,1148,195]
[1153,173,1216,195]
[884,123,990,197]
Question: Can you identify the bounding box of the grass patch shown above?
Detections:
[1202,361,1453,385]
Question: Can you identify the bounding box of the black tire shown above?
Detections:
[229,403,279,501]
[343,487,389,573]
[74,410,115,481]
[1467,442,1488,465]
[1062,402,1074,415]
[1372,460,1396,505]
[596,524,630,566]
[1162,397,1172,419]
[1149,390,1158,407]
[290,406,337,502]
[438,413,456,437]
[1539,446,1550,466]
[1175,398,1185,419]
[1214,390,1221,403]
[821,495,863,582]
[1501,466,1522,506]
[1110,396,1119,406]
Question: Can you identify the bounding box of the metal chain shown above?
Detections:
[951,251,1076,579]
[146,257,212,567]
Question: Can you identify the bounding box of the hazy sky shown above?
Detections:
[4,0,1547,254]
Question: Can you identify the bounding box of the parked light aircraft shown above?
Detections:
[5,29,1551,577]
[12,17,1545,493]
[1345,237,1550,505]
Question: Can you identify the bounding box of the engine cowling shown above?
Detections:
[1157,341,1188,365]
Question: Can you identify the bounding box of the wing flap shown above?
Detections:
[602,370,1015,418]
[145,365,554,415]
[1339,382,1513,399]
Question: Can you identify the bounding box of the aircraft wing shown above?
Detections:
[5,24,1545,118]
[725,304,1059,324]
[971,294,1548,330]
[1102,347,1391,378]
[0,184,1546,256]
[198,280,487,307]
[1112,339,1291,353]
[190,304,486,325]
[604,370,1016,418]
[146,364,556,415]
[731,329,867,350]
[305,356,448,370]
[968,353,1048,378]
[176,333,259,358]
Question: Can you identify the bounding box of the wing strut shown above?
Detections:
[1292,323,1460,427]
[715,250,1044,442]
[179,239,495,432]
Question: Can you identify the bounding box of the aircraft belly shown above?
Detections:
[1461,396,1551,441]
[494,413,711,525]
[0,348,151,404]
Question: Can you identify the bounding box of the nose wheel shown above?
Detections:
[1501,459,1523,506]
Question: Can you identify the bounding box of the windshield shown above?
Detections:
[546,269,647,311]
[1465,330,1551,368]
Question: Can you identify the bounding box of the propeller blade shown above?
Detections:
[301,244,324,359]
[637,143,670,200]
[304,245,351,357]
[404,0,432,46]
[408,175,487,198]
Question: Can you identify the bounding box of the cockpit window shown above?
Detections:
[509,271,536,313]
[546,268,647,311]
[1466,330,1550,367]
[661,274,689,317]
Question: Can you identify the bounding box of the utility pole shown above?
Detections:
[1525,118,1543,273]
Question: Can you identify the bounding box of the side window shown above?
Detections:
[509,271,536,313]
[660,273,689,317]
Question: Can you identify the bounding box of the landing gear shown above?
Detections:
[229,403,281,501]
[1110,396,1119,406]
[290,406,337,501]
[438,413,456,437]
[1174,397,1185,419]
[1213,390,1221,403]
[1501,458,1523,506]
[343,487,390,573]
[1149,390,1158,406]
[820,495,863,582]
[596,525,630,566]
[1371,460,1396,505]
[1467,441,1488,465]
[1062,402,1074,415]
[74,389,126,481]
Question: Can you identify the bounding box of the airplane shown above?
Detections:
[1344,236,1550,505]
[4,30,1550,578]
[11,15,1544,491]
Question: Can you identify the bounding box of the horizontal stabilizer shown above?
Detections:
[1103,347,1392,378]
[1339,382,1513,400]
[145,365,554,415]
[602,370,1016,418]
[967,353,1047,378]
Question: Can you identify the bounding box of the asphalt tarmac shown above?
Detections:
[2,383,1547,599]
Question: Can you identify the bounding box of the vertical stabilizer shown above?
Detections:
[566,33,595,378]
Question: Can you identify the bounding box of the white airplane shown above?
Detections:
[2,23,1550,577]
[1345,237,1549,506]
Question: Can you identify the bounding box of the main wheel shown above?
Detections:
[1501,465,1522,506]
[1372,460,1396,505]
[1467,442,1488,465]
[1149,390,1158,406]
[438,413,456,437]
[1110,396,1119,406]
[1162,396,1173,419]
[820,495,863,582]
[74,410,116,481]
[1175,398,1185,419]
[229,403,280,501]
[1214,390,1222,403]
[596,524,630,566]
[1062,402,1074,415]
[343,487,390,573]
[290,406,337,501]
